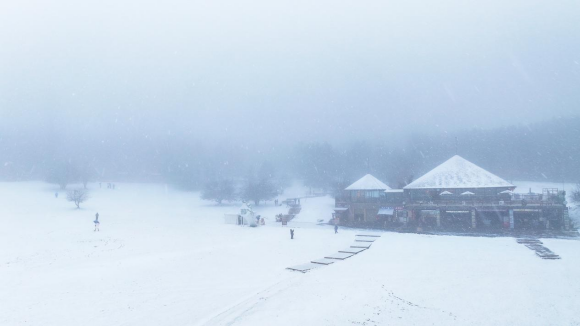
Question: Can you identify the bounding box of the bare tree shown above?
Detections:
[67,189,89,209]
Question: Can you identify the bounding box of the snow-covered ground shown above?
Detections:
[1,182,579,326]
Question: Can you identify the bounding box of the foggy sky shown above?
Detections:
[1,0,579,146]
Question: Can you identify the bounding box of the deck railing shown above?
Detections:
[404,199,561,208]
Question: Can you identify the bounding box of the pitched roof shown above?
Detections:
[345,174,391,190]
[404,155,514,189]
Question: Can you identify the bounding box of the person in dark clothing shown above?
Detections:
[290,229,294,239]
[94,212,100,232]
[334,224,338,234]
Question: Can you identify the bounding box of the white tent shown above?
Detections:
[378,207,394,215]
[440,191,453,195]
[224,202,256,226]
[224,214,240,225]
[461,191,475,196]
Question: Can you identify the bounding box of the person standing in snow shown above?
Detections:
[94,212,100,232]
[334,224,338,234]
[290,229,294,240]
[55,192,58,198]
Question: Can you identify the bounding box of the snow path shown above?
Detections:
[195,278,298,326]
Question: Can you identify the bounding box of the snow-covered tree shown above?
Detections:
[201,179,236,205]
[46,162,78,190]
[67,188,89,209]
[242,177,277,206]
[77,164,96,189]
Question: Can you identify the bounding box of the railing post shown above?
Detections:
[509,209,514,229]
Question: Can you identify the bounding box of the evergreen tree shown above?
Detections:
[572,183,580,204]
[242,174,277,206]
[201,179,236,204]
[46,162,79,190]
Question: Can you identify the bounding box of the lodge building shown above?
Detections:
[335,155,571,232]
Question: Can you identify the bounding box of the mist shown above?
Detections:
[1,0,580,184]
[3,2,580,324]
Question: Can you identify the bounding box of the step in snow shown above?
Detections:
[517,239,561,260]
[355,237,376,243]
[351,242,372,249]
[539,255,561,260]
[311,258,336,265]
[325,252,355,260]
[535,251,561,259]
[286,263,324,273]
[339,247,366,254]
[516,239,542,244]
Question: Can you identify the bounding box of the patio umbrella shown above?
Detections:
[461,191,475,196]
[440,191,453,195]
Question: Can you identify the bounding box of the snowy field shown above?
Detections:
[1,182,579,326]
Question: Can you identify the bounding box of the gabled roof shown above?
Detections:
[404,155,514,189]
[345,174,391,191]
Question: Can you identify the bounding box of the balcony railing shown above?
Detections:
[404,199,562,208]
[336,197,565,207]
[335,197,403,204]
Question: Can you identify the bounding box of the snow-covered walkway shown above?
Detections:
[287,234,380,273]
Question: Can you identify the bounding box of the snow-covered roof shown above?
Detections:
[404,155,514,190]
[345,174,391,191]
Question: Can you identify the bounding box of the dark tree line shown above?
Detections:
[573,183,580,204]
[291,116,580,191]
[200,163,278,205]
[46,161,97,190]
[1,116,579,193]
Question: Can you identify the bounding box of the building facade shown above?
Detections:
[335,156,571,232]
